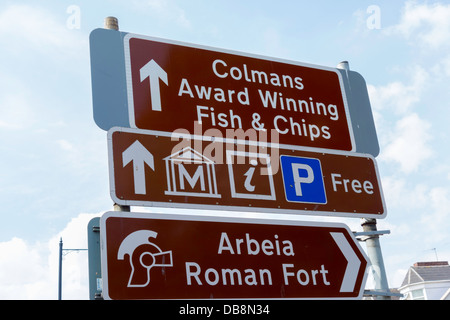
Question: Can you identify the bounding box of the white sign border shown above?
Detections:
[107,126,387,219]
[100,210,369,300]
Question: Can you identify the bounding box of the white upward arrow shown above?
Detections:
[330,232,362,293]
[140,59,168,112]
[122,140,154,195]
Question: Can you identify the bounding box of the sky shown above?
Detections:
[1,0,450,300]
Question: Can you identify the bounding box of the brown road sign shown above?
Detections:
[108,127,386,219]
[100,212,369,300]
[124,33,355,151]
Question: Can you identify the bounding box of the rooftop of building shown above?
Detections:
[401,261,450,287]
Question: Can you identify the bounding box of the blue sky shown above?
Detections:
[1,0,450,299]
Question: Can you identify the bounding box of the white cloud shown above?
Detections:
[0,237,50,299]
[420,187,450,242]
[385,1,450,49]
[0,4,89,131]
[367,65,428,115]
[380,176,428,210]
[441,54,450,77]
[367,65,434,174]
[376,174,450,249]
[131,0,191,29]
[431,54,450,78]
[0,4,87,59]
[56,139,76,152]
[375,178,450,288]
[0,92,36,130]
[0,213,100,299]
[381,113,433,173]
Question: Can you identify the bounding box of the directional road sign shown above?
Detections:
[89,28,364,152]
[100,211,369,300]
[123,32,355,152]
[108,127,386,218]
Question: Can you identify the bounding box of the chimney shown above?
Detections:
[414,261,449,267]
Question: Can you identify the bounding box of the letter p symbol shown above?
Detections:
[280,155,327,204]
[292,163,314,196]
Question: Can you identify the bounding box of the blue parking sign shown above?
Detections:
[280,155,327,204]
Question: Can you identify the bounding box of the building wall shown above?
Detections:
[424,281,450,300]
[400,280,450,300]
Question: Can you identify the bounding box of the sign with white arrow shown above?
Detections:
[123,32,355,152]
[107,127,386,219]
[100,211,369,300]
[90,28,380,156]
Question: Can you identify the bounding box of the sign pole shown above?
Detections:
[58,238,63,300]
[104,16,130,213]
[361,218,390,299]
[104,16,119,31]
[337,61,390,299]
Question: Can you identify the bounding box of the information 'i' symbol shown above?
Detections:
[243,159,258,192]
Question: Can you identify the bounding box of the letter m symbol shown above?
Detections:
[179,165,205,191]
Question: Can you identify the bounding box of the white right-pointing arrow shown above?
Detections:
[330,232,361,292]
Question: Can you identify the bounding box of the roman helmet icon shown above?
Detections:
[117,230,173,287]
